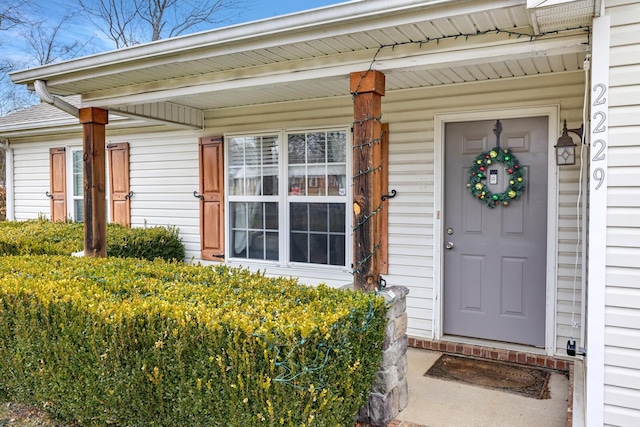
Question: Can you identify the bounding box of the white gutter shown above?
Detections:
[9,0,510,86]
[34,80,79,117]
[0,139,14,221]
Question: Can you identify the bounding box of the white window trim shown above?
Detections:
[433,105,560,356]
[64,146,112,223]
[224,128,352,273]
[67,146,84,222]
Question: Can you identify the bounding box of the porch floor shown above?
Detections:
[392,347,570,427]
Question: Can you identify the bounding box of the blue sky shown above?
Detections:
[0,0,348,114]
[3,0,348,64]
[241,0,347,21]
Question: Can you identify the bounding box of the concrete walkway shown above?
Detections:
[392,348,570,427]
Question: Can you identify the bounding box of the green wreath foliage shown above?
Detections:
[467,146,525,208]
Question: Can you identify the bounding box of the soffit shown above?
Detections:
[37,1,594,112]
[154,48,585,111]
[49,4,534,96]
[529,0,596,33]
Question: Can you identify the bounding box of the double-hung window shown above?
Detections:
[228,135,280,261]
[71,148,84,222]
[226,129,349,268]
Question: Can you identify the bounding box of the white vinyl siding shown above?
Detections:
[12,138,74,221]
[203,71,586,345]
[203,101,356,285]
[381,72,585,343]
[9,71,585,356]
[11,130,201,249]
[604,0,640,424]
[125,131,201,254]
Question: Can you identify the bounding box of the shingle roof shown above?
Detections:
[0,95,81,127]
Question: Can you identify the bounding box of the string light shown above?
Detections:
[350,118,386,278]
[353,244,381,275]
[349,24,590,281]
[255,302,377,389]
[353,163,383,179]
[355,25,591,84]
[353,136,384,150]
[352,116,383,126]
[352,202,383,231]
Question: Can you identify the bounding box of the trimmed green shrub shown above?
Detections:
[0,255,387,426]
[0,219,184,261]
[0,218,83,255]
[106,223,185,261]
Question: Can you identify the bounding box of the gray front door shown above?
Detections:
[443,117,548,347]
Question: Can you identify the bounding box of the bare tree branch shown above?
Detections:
[0,67,38,117]
[138,0,232,41]
[78,0,142,48]
[22,14,91,65]
[77,0,246,47]
[1,0,248,116]
[0,2,91,115]
[0,1,27,32]
[0,1,33,116]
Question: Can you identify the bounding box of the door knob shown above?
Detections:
[445,241,454,250]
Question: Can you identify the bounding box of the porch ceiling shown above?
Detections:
[12,0,594,115]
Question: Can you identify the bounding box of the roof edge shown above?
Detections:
[9,0,492,85]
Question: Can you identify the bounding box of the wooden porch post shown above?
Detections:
[350,70,385,292]
[79,107,109,257]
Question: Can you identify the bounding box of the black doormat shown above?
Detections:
[424,354,551,399]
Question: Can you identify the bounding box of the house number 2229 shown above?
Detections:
[592,83,608,191]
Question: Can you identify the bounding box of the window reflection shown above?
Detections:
[72,150,84,222]
[288,131,347,197]
[227,130,347,267]
[289,203,345,266]
[229,136,279,196]
[230,202,278,261]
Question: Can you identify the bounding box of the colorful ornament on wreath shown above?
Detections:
[467,147,525,208]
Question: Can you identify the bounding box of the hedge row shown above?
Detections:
[0,219,184,261]
[0,255,387,426]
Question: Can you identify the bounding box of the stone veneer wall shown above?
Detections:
[356,286,409,427]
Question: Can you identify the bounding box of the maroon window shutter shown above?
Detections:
[108,142,131,227]
[199,136,225,261]
[49,147,67,222]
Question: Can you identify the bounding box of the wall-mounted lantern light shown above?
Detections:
[555,119,583,166]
